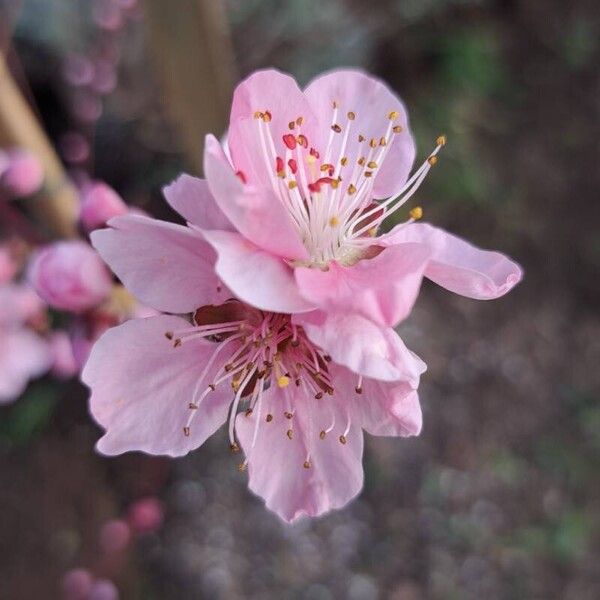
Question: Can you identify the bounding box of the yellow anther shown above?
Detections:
[296,116,304,126]
[388,110,399,120]
[287,429,294,440]
[393,125,403,134]
[367,161,378,169]
[364,171,373,178]
[427,155,438,166]
[436,134,447,146]
[237,462,247,472]
[347,183,357,195]
[358,157,365,166]
[329,216,340,227]
[303,460,311,469]
[369,138,378,148]
[331,179,340,189]
[379,137,387,146]
[347,111,356,120]
[230,442,240,453]
[409,206,423,220]
[331,124,342,133]
[253,111,263,119]
[288,181,298,190]
[340,156,348,166]
[306,154,317,164]
[277,375,290,388]
[367,227,378,237]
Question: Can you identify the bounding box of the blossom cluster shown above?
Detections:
[79,69,522,522]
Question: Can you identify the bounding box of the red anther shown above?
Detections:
[282,134,297,150]
[308,182,321,193]
[309,147,320,159]
[297,134,308,148]
[288,158,298,174]
[320,163,335,176]
[275,156,284,173]
[316,177,334,186]
[235,170,247,184]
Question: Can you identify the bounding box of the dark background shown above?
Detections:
[0,0,598,598]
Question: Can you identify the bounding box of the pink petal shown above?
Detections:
[331,365,422,437]
[295,311,426,384]
[0,283,45,325]
[0,328,51,404]
[303,69,416,198]
[236,387,364,522]
[163,173,232,231]
[228,69,316,188]
[383,223,523,299]
[91,215,227,314]
[82,315,232,457]
[295,242,430,327]
[202,229,315,314]
[204,134,308,260]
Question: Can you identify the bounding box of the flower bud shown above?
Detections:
[88,579,119,600]
[1,149,44,197]
[79,182,127,231]
[61,568,93,600]
[127,497,164,534]
[28,241,112,312]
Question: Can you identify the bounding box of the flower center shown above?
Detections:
[164,301,362,470]
[246,105,445,267]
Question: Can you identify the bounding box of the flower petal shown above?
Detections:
[204,134,308,260]
[91,215,227,314]
[228,69,316,188]
[202,229,315,314]
[382,223,523,299]
[330,364,422,437]
[163,173,232,230]
[295,311,426,384]
[82,315,232,457]
[295,242,430,327]
[0,329,51,404]
[236,387,364,522]
[303,69,416,198]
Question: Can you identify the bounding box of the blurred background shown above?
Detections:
[0,0,598,598]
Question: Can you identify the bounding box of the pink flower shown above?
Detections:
[189,69,522,323]
[0,283,51,403]
[28,241,113,312]
[79,182,128,231]
[62,568,94,600]
[0,149,44,197]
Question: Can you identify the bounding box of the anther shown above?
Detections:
[173,339,182,348]
[388,110,399,120]
[358,134,365,142]
[230,442,240,453]
[358,157,365,166]
[392,125,403,134]
[291,339,300,347]
[329,216,340,227]
[409,206,423,220]
[367,161,378,169]
[297,134,308,148]
[189,403,198,409]
[265,414,273,422]
[164,331,173,340]
[364,171,373,178]
[379,137,387,146]
[347,111,356,120]
[339,435,347,444]
[427,156,438,166]
[347,183,357,195]
[332,100,338,109]
[288,158,298,174]
[319,430,326,440]
[331,124,342,133]
[288,181,297,190]
[303,460,311,469]
[235,170,247,183]
[284,411,293,420]
[369,138,378,148]
[288,121,295,130]
[355,386,363,395]
[278,375,290,388]
[296,116,304,126]
[253,111,263,119]
[283,134,297,150]
[208,384,216,391]
[436,134,447,146]
[245,408,253,417]
[315,392,324,399]
[287,429,294,440]
[275,156,284,173]
[320,163,334,173]
[340,156,348,166]
[183,426,190,437]
[262,111,272,122]
[237,462,247,472]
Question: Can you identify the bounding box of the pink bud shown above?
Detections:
[88,579,119,600]
[61,568,93,600]
[79,183,127,231]
[49,331,79,378]
[99,519,131,554]
[28,241,112,312]
[60,132,90,165]
[0,246,17,284]
[91,59,117,95]
[1,149,44,197]
[127,497,164,534]
[62,54,95,87]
